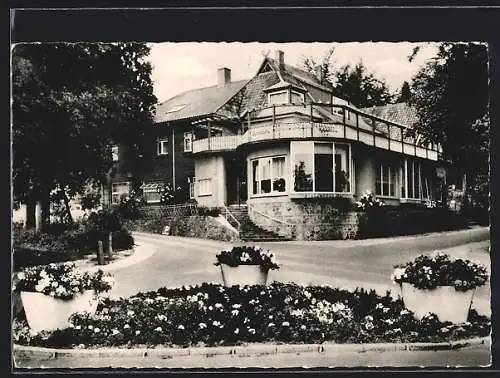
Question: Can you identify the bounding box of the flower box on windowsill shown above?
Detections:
[400,283,476,324]
[21,290,98,333]
[219,264,269,287]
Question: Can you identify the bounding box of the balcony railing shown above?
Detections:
[192,104,443,161]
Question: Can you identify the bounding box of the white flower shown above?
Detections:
[232,303,242,309]
[268,322,275,327]
[177,325,185,330]
[88,325,93,330]
[112,329,119,335]
[248,328,256,334]
[213,320,221,326]
[127,310,135,316]
[75,325,81,330]
[199,323,207,329]
[94,328,100,333]
[300,325,307,330]
[282,321,290,327]
[135,330,141,335]
[215,303,223,308]
[124,324,130,329]
[155,327,162,332]
[17,272,25,280]
[231,309,239,316]
[400,309,409,315]
[234,328,239,334]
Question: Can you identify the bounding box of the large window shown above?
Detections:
[157,137,169,156]
[197,178,212,196]
[184,132,193,152]
[251,156,287,196]
[290,90,305,105]
[141,182,163,203]
[376,163,397,197]
[292,141,352,193]
[401,159,435,200]
[111,182,130,204]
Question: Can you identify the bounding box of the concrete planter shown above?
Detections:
[220,264,268,287]
[401,283,475,324]
[21,290,98,332]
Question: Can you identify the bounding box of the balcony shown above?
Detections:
[192,104,443,161]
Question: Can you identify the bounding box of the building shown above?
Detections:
[108,50,445,239]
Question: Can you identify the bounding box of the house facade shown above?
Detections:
[108,50,445,240]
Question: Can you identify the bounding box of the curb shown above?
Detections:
[79,241,157,273]
[12,336,490,361]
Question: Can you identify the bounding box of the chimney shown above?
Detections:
[217,67,231,87]
[274,50,285,69]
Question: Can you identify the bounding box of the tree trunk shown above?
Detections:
[24,198,36,229]
[35,201,42,232]
[62,191,74,224]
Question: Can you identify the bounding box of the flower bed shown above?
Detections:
[12,282,490,349]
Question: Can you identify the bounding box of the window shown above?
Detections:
[251,156,287,196]
[141,182,163,203]
[268,91,289,105]
[198,179,212,196]
[290,90,305,105]
[112,145,119,162]
[189,177,195,199]
[401,159,434,200]
[184,132,193,152]
[111,182,130,204]
[292,141,352,193]
[157,137,169,155]
[376,163,397,197]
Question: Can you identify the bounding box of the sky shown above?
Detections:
[147,42,440,104]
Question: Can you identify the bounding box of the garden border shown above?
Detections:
[78,241,157,273]
[13,336,490,361]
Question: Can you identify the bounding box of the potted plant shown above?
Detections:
[214,245,280,287]
[391,251,488,323]
[13,262,114,332]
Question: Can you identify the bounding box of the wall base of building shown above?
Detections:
[248,197,361,241]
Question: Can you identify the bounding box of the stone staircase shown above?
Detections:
[227,204,291,242]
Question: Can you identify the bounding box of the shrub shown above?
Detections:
[80,209,134,251]
[197,207,221,217]
[214,246,280,271]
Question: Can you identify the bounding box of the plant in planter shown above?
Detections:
[391,251,488,323]
[13,262,114,332]
[214,245,280,287]
[355,190,385,211]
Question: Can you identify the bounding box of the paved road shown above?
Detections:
[109,229,490,316]
[14,342,492,368]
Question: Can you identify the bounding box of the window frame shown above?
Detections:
[290,141,354,195]
[375,162,398,198]
[157,137,169,156]
[250,155,288,197]
[268,90,289,105]
[111,181,131,205]
[401,159,434,201]
[111,145,119,162]
[197,178,212,197]
[184,132,193,152]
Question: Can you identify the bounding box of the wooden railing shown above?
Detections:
[191,103,442,161]
[247,203,296,239]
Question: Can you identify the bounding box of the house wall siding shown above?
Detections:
[194,155,226,207]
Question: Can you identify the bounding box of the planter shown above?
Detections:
[401,283,476,323]
[21,290,98,332]
[220,264,268,287]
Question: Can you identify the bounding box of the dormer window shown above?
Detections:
[268,90,289,105]
[265,82,307,106]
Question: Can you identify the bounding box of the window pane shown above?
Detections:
[315,143,333,192]
[290,91,303,105]
[407,161,414,198]
[414,163,420,198]
[335,144,350,192]
[401,165,406,198]
[293,142,313,192]
[269,91,288,105]
[252,160,259,195]
[382,165,390,195]
[272,157,286,192]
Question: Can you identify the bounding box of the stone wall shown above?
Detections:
[248,197,362,240]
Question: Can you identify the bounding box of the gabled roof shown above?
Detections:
[155,79,248,123]
[361,103,419,128]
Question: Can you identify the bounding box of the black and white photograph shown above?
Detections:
[11,38,492,368]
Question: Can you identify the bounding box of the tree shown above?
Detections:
[301,47,336,86]
[398,81,412,103]
[409,42,489,211]
[12,43,157,230]
[333,61,394,108]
